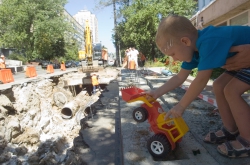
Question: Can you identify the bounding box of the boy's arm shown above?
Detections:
[151,68,191,99]
[165,69,213,118]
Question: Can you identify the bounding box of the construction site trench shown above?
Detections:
[0,67,120,164]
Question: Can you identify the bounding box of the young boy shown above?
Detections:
[149,15,250,158]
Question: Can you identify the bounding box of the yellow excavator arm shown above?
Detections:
[84,20,93,65]
[79,20,93,64]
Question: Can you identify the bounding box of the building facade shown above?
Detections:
[73,10,98,43]
[191,0,250,29]
[64,9,85,50]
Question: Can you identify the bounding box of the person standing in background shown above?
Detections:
[131,47,139,69]
[0,54,6,69]
[139,52,146,67]
[127,47,134,69]
[122,49,129,69]
[102,49,108,67]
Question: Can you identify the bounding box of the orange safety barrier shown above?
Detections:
[25,66,37,78]
[47,64,54,74]
[129,60,136,70]
[60,64,66,71]
[0,69,14,84]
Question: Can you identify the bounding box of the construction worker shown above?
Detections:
[102,49,108,67]
[91,73,100,94]
[122,49,129,69]
[0,54,6,69]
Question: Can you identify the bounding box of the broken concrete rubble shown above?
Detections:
[0,68,119,164]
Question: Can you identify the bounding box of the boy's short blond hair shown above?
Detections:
[156,15,197,45]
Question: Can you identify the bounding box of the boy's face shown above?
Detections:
[158,37,194,62]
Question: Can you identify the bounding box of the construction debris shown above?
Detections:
[0,68,119,164]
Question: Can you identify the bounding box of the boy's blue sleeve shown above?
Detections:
[181,53,199,70]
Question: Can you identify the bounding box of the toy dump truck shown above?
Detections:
[121,86,189,158]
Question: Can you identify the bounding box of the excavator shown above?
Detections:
[84,20,93,66]
[79,20,101,72]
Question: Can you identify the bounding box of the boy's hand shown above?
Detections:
[144,94,155,102]
[164,104,185,119]
[143,90,158,100]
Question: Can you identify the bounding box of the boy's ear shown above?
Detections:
[180,37,191,46]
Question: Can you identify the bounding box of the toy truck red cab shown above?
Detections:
[121,86,189,158]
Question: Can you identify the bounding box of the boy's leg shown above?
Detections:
[218,74,250,156]
[214,73,238,132]
[226,77,250,137]
[204,73,237,143]
[224,69,250,141]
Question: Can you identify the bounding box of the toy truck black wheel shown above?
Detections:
[147,134,171,158]
[132,107,148,122]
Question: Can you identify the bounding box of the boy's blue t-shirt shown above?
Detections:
[181,26,250,71]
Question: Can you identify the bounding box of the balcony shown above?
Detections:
[192,0,250,27]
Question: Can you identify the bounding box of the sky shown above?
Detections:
[64,0,116,53]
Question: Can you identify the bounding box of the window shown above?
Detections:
[217,22,227,26]
[230,12,248,26]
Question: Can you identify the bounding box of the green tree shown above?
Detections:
[64,39,79,61]
[118,0,196,60]
[0,0,71,61]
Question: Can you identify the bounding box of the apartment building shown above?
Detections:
[64,10,85,50]
[191,0,250,29]
[73,10,98,43]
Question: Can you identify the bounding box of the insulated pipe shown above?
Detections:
[61,101,79,119]
[61,91,87,119]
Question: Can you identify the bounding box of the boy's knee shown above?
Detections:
[213,79,224,92]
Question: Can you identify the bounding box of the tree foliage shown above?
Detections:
[95,0,196,61]
[0,0,72,60]
[96,0,130,9]
[117,0,197,60]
